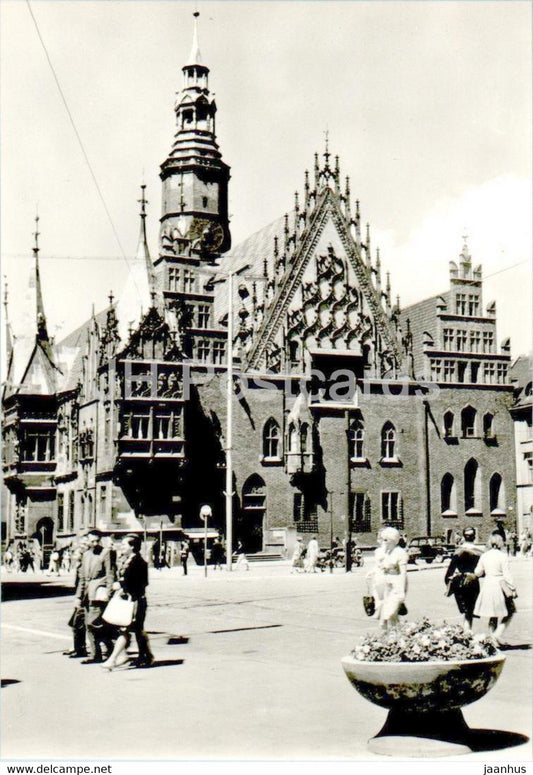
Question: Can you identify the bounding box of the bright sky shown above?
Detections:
[1,1,531,357]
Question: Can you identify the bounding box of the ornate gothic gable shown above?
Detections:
[244,186,403,376]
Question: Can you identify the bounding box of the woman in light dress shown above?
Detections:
[373,527,408,629]
[474,533,516,645]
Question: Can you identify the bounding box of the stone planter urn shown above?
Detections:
[341,653,506,756]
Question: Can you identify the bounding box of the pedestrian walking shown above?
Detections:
[64,538,89,659]
[290,536,304,573]
[180,539,190,576]
[233,540,249,571]
[519,530,531,557]
[444,527,481,631]
[374,527,408,630]
[211,536,225,570]
[304,536,319,573]
[74,529,116,664]
[474,533,517,645]
[102,534,154,670]
[47,546,61,575]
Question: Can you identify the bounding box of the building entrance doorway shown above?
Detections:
[241,475,266,553]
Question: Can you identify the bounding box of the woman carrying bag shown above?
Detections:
[102,534,154,671]
[474,533,517,646]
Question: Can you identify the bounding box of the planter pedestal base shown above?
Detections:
[369,708,472,758]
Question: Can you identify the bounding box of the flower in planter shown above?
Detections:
[351,618,499,662]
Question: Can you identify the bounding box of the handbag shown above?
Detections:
[102,593,135,627]
[501,579,518,599]
[363,595,376,617]
[94,585,110,603]
[398,602,408,616]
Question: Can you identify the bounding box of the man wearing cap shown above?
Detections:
[444,527,482,631]
[74,529,116,664]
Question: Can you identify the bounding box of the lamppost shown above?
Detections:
[211,262,252,571]
[200,504,212,578]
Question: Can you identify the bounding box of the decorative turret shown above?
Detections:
[136,182,154,293]
[3,279,13,364]
[32,214,49,346]
[159,11,231,257]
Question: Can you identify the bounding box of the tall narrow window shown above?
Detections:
[483,363,496,384]
[455,293,467,315]
[430,359,442,381]
[470,331,480,353]
[349,416,365,459]
[483,413,494,439]
[482,331,494,353]
[197,305,210,328]
[443,411,455,438]
[197,339,211,362]
[497,363,508,384]
[381,491,403,527]
[464,458,480,512]
[441,474,456,514]
[468,295,480,316]
[381,422,396,460]
[443,329,454,351]
[350,492,371,532]
[300,423,309,454]
[461,406,477,437]
[213,341,226,364]
[57,494,65,532]
[443,361,456,382]
[68,491,75,532]
[489,473,504,513]
[263,418,281,459]
[288,423,298,453]
[456,330,467,352]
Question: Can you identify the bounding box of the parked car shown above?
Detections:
[407,536,454,565]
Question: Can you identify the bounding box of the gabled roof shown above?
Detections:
[16,339,62,396]
[400,292,450,377]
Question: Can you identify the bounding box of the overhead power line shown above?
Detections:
[24,0,142,301]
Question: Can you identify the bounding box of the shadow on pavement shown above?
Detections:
[1,679,21,688]
[498,643,531,651]
[467,729,529,752]
[167,636,190,645]
[2,581,74,602]
[129,659,184,669]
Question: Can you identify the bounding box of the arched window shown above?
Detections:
[464,458,480,512]
[300,423,309,454]
[381,422,396,460]
[461,406,477,438]
[443,411,455,438]
[489,473,504,513]
[349,416,365,459]
[288,423,298,453]
[441,473,456,514]
[483,413,494,439]
[263,418,281,459]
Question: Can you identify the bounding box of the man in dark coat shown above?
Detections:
[444,527,481,631]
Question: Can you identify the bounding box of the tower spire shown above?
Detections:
[33,211,49,343]
[136,181,154,292]
[3,277,13,362]
[187,10,203,66]
[159,12,231,256]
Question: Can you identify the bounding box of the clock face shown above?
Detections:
[207,222,225,251]
[188,218,225,254]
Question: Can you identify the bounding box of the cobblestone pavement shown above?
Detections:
[1,557,531,761]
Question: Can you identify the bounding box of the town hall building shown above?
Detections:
[2,16,517,559]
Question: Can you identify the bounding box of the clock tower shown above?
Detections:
[159,12,231,258]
